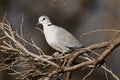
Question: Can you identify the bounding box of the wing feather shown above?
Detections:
[54,25,82,48]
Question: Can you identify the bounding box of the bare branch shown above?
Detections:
[0,18,120,80]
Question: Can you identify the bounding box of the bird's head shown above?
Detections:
[37,16,51,25]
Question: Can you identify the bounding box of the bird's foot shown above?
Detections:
[52,52,65,62]
[52,52,63,57]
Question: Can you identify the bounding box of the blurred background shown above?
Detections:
[0,0,120,80]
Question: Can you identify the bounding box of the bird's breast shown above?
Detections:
[43,26,57,45]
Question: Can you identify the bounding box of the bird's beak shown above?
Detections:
[36,22,39,26]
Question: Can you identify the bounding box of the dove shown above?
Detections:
[37,15,86,55]
[37,16,106,66]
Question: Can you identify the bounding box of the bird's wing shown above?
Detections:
[54,25,83,48]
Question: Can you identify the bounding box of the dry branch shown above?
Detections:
[0,18,120,80]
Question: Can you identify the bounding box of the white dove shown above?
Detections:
[37,15,87,56]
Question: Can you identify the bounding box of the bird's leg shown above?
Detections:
[52,52,68,66]
[52,52,63,57]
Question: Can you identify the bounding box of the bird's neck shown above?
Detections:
[43,22,52,27]
[42,22,53,32]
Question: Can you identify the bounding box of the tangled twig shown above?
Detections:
[0,17,120,80]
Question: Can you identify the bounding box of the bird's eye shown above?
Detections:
[42,18,45,21]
